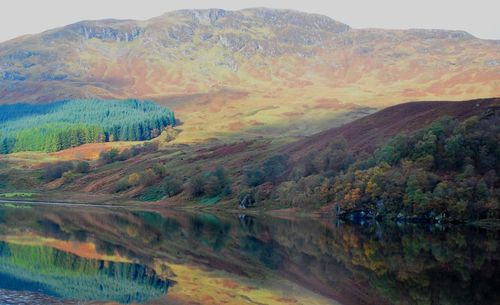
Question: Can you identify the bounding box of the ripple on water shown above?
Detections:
[0,289,79,305]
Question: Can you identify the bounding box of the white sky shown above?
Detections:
[1,0,499,42]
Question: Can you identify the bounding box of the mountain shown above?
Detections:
[0,8,498,140]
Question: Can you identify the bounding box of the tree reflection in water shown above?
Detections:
[0,205,497,305]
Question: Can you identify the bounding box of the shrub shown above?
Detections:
[152,164,167,178]
[99,142,160,165]
[99,148,120,165]
[62,171,75,183]
[139,176,182,201]
[188,174,205,197]
[188,166,231,198]
[43,161,74,182]
[162,176,182,197]
[263,154,289,184]
[142,169,158,187]
[74,161,90,173]
[114,178,130,193]
[128,173,141,186]
[244,167,265,187]
[204,175,222,197]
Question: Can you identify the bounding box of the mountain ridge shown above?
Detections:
[3,8,486,44]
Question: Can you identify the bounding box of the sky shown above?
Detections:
[1,0,499,42]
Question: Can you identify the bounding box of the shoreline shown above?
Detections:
[1,198,499,230]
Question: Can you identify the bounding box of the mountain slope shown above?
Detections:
[0,8,498,141]
[285,97,500,159]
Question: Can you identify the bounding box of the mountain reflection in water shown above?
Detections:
[0,204,498,305]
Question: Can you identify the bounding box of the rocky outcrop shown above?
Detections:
[239,194,255,209]
[176,8,227,24]
[69,22,143,42]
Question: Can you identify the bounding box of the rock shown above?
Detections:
[40,72,68,81]
[239,194,255,209]
[1,71,26,81]
[70,22,143,42]
[190,9,226,24]
[338,209,375,223]
[238,214,255,229]
[408,29,473,40]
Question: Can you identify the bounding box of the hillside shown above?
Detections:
[0,8,498,140]
[1,97,498,220]
[240,98,499,219]
[286,97,500,159]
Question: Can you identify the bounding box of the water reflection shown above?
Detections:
[0,205,498,305]
[0,241,169,303]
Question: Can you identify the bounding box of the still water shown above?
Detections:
[0,204,498,305]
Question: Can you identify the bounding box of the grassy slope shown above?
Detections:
[2,97,498,212]
[0,135,291,205]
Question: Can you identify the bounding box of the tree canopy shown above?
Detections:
[0,99,175,153]
[241,110,499,221]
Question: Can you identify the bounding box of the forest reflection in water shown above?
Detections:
[0,204,498,305]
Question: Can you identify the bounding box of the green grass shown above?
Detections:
[0,203,31,209]
[138,186,166,202]
[199,195,221,205]
[0,192,34,198]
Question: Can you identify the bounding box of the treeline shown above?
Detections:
[12,123,104,153]
[241,110,499,220]
[0,102,61,122]
[0,99,175,153]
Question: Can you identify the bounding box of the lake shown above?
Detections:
[0,204,498,305]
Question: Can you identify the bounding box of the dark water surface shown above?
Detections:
[0,204,498,305]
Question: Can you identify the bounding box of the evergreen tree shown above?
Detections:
[0,99,175,153]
